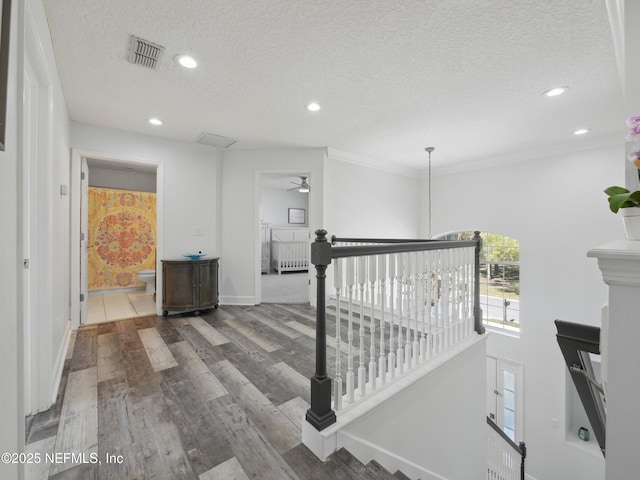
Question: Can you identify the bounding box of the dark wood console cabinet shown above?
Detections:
[162,258,219,316]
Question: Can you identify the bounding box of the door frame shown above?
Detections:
[487,354,525,442]
[254,170,313,305]
[21,7,53,415]
[70,149,165,328]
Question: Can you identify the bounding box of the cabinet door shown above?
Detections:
[198,260,219,308]
[163,263,197,309]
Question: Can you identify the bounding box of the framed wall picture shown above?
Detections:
[288,208,305,224]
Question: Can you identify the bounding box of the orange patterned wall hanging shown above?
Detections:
[88,187,157,291]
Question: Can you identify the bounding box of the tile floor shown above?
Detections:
[86,291,157,324]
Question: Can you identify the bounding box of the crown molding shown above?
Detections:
[326,148,420,178]
[428,133,621,178]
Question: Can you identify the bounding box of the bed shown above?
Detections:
[271,228,310,274]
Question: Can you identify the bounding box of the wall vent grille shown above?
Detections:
[128,35,164,70]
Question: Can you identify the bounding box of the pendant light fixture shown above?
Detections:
[425,147,435,239]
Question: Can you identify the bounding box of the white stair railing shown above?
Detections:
[487,417,526,480]
[305,230,484,433]
[331,242,477,410]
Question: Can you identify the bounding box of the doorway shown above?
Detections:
[487,355,524,442]
[70,151,165,329]
[257,173,312,304]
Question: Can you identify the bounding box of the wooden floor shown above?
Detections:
[25,304,406,480]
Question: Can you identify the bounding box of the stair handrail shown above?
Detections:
[555,319,606,456]
[486,416,526,480]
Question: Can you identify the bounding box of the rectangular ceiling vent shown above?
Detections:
[128,35,164,70]
[195,132,237,149]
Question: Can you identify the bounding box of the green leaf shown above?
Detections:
[605,186,629,196]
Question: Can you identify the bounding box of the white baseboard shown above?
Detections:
[219,295,256,306]
[50,320,72,406]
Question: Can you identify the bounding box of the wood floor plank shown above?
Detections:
[161,367,235,475]
[209,359,301,454]
[208,395,301,480]
[116,320,163,399]
[176,324,227,361]
[272,362,310,403]
[97,376,145,480]
[241,307,302,339]
[97,332,125,383]
[223,317,283,352]
[25,435,54,480]
[278,396,310,433]
[188,316,230,347]
[138,327,179,372]
[169,341,228,401]
[134,392,196,479]
[70,326,98,372]
[50,367,98,476]
[65,331,77,360]
[199,456,250,480]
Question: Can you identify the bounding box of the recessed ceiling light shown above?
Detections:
[147,117,163,126]
[574,128,590,135]
[305,102,321,112]
[175,54,198,69]
[543,86,569,97]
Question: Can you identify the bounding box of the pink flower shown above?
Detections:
[627,148,640,163]
[626,115,640,141]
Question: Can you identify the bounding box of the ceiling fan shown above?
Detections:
[287,176,310,193]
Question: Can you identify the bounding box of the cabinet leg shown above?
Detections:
[163,310,168,316]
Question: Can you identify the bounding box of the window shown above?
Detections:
[436,231,520,333]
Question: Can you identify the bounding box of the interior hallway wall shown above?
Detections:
[221,148,324,305]
[0,0,21,477]
[428,142,621,480]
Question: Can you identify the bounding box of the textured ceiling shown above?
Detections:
[43,0,623,171]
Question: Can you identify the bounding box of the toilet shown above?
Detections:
[136,269,156,294]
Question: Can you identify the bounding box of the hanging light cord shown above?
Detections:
[425,147,435,239]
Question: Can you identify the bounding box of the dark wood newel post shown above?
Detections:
[472,231,485,334]
[306,229,337,431]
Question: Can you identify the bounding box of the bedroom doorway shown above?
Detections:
[258,173,311,304]
[70,151,165,328]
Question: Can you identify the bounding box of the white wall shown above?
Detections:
[342,337,487,480]
[430,143,621,480]
[324,153,422,239]
[221,148,324,304]
[71,122,222,260]
[0,0,21,476]
[261,186,308,227]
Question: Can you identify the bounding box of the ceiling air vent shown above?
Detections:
[195,132,237,149]
[127,35,164,70]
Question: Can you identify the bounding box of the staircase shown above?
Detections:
[326,448,411,480]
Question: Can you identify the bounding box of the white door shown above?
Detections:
[80,158,89,324]
[487,355,524,442]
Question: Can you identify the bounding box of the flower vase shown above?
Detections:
[622,207,640,240]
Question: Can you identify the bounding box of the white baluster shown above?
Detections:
[426,251,433,359]
[346,257,355,403]
[334,258,343,411]
[378,254,387,385]
[402,252,412,370]
[410,251,419,366]
[388,254,396,379]
[418,251,426,361]
[368,255,377,390]
[357,256,367,397]
[396,252,404,375]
